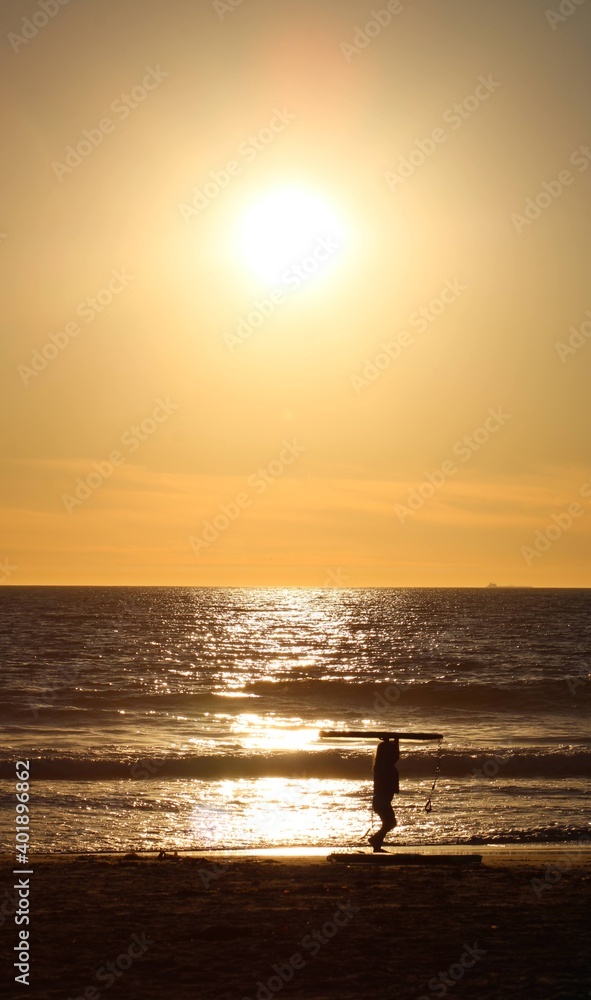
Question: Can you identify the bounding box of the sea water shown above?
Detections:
[0,587,589,853]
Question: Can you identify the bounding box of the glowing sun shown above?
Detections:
[238,187,346,284]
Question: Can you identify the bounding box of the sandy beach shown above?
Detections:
[1,848,590,1000]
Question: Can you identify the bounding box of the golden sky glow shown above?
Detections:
[1,0,591,585]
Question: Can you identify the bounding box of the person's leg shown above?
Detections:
[383,804,396,834]
[369,798,395,851]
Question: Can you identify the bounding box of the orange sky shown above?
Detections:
[1,0,590,586]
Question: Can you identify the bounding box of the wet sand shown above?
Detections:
[1,849,590,1000]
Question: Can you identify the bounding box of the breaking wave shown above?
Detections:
[1,747,590,781]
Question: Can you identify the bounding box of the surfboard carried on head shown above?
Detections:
[320,731,443,741]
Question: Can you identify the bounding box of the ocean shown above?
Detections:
[0,587,589,854]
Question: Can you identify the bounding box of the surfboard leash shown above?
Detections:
[424,737,444,813]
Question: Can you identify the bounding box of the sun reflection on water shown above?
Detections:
[231,713,319,751]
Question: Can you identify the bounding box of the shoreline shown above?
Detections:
[3,841,591,863]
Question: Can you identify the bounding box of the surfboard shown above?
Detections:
[320,731,443,741]
[327,852,482,865]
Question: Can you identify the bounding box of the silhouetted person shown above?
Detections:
[368,736,399,852]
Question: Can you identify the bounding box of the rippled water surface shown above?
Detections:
[0,587,589,851]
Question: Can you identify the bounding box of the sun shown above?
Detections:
[238,187,346,284]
